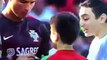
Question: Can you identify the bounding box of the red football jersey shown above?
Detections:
[48,50,87,60]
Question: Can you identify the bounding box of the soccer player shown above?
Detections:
[0,0,51,60]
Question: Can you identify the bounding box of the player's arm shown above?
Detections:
[36,23,51,59]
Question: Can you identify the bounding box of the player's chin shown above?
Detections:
[84,33,92,37]
[17,14,27,19]
[19,15,27,18]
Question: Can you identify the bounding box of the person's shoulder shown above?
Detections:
[47,55,57,60]
[47,51,60,60]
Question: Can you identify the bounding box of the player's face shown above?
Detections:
[10,0,36,18]
[79,7,100,37]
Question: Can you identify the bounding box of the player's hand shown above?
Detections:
[16,54,35,60]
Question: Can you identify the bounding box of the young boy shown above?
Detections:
[48,12,86,60]
[79,0,107,60]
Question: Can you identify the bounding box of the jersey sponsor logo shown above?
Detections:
[16,47,39,56]
[3,35,13,40]
[6,47,39,57]
[6,48,15,57]
[29,30,39,42]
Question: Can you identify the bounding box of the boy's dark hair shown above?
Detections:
[80,0,107,19]
[50,12,80,45]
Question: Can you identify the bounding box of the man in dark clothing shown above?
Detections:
[0,0,51,60]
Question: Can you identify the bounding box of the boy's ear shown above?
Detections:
[98,13,107,23]
[55,32,60,42]
[51,31,59,43]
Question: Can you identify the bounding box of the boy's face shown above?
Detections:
[79,7,100,37]
[10,0,36,18]
[50,23,59,48]
[50,24,57,44]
